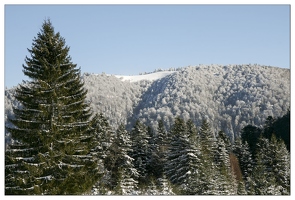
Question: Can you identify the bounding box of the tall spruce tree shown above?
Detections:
[130,120,150,186]
[92,113,114,161]
[233,139,253,193]
[267,134,290,194]
[181,119,202,195]
[252,136,280,195]
[165,117,187,185]
[5,20,99,194]
[110,124,138,194]
[147,120,167,179]
[233,139,253,181]
[165,117,202,194]
[197,120,219,194]
[214,131,237,195]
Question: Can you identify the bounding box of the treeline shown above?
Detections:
[88,111,290,195]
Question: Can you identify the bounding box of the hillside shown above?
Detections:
[5,64,290,142]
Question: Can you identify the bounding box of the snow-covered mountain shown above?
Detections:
[5,64,290,142]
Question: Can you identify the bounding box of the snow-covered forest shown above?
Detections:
[5,20,290,195]
[5,64,290,195]
[5,64,290,144]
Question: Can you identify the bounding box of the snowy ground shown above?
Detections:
[113,71,176,82]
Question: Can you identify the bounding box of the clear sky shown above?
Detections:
[4,4,290,88]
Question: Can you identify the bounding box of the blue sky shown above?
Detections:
[5,4,290,88]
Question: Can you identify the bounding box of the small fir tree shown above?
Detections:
[237,181,247,195]
[157,175,175,195]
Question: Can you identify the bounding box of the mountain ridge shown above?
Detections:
[5,64,290,142]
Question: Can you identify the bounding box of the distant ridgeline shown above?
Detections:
[5,64,290,143]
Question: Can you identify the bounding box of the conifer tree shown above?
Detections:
[157,174,175,195]
[165,117,202,194]
[272,110,290,151]
[104,124,138,191]
[214,131,237,194]
[147,120,167,179]
[233,139,253,193]
[165,117,187,185]
[252,136,278,195]
[186,119,198,144]
[87,113,112,194]
[197,120,219,194]
[144,179,158,195]
[130,120,150,186]
[237,181,247,195]
[215,131,231,168]
[181,119,202,195]
[5,20,99,194]
[233,139,253,181]
[92,113,114,160]
[262,116,275,140]
[268,134,290,194]
[276,141,290,194]
[112,124,139,195]
[240,125,262,157]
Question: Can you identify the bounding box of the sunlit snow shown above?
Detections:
[114,71,176,82]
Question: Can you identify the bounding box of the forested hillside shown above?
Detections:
[5,20,290,195]
[127,64,290,141]
[5,64,290,144]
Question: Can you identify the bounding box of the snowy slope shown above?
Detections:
[114,71,176,82]
[5,64,290,143]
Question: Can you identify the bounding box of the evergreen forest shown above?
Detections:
[5,20,290,195]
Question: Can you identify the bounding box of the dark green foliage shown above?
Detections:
[196,120,236,195]
[130,120,150,186]
[241,133,290,195]
[233,139,253,182]
[92,113,114,160]
[237,181,247,195]
[217,131,232,152]
[262,116,275,139]
[266,135,290,194]
[5,20,99,194]
[165,117,187,185]
[146,120,167,179]
[106,124,138,194]
[199,120,216,164]
[240,124,262,157]
[214,132,237,194]
[195,122,218,194]
[165,117,199,194]
[234,111,290,195]
[263,111,290,151]
[252,136,279,195]
[272,110,290,151]
[156,175,175,195]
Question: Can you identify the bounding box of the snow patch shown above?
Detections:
[114,71,176,82]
